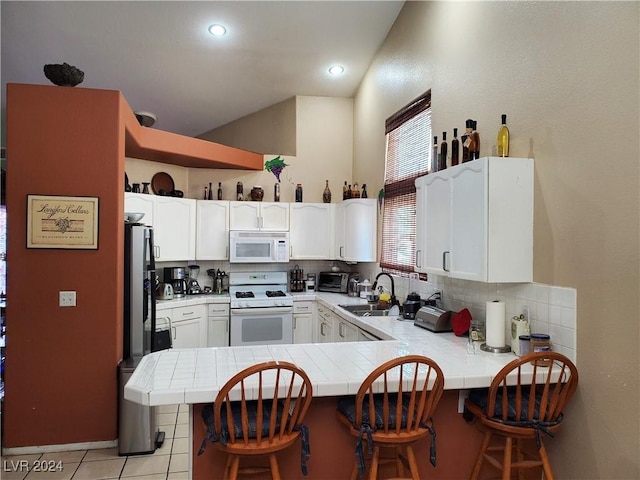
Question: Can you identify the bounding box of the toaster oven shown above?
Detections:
[317,272,350,293]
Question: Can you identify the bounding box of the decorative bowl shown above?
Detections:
[43,63,84,87]
[125,212,145,223]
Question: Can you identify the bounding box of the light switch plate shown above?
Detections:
[59,291,76,307]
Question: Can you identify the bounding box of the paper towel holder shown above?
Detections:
[480,343,511,354]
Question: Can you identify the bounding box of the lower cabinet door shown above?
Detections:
[208,317,229,347]
[172,319,201,348]
[293,313,313,344]
[336,320,358,342]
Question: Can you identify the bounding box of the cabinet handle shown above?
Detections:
[339,246,344,258]
[294,317,297,329]
[320,322,326,336]
[416,249,422,268]
[297,306,309,311]
[182,311,194,316]
[443,251,450,272]
[339,322,345,337]
[172,326,176,340]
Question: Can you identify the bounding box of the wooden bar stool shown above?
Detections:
[464,351,579,480]
[336,355,444,480]
[198,360,313,480]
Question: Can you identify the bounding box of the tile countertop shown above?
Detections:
[156,293,230,311]
[126,291,526,406]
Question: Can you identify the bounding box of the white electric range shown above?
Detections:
[228,271,294,346]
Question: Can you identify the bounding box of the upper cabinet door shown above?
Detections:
[125,192,155,226]
[337,199,377,262]
[260,202,289,231]
[229,202,261,230]
[290,203,334,259]
[422,173,451,276]
[196,200,229,260]
[154,197,196,261]
[228,201,289,230]
[449,161,488,281]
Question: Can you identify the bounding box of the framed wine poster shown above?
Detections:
[26,194,99,249]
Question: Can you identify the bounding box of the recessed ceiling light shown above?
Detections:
[208,24,227,37]
[328,65,345,75]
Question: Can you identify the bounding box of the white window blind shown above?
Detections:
[380,91,431,274]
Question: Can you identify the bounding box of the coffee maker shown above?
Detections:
[164,267,187,298]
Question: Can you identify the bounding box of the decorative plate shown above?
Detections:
[151,172,175,195]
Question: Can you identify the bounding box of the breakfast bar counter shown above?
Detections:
[124,293,527,479]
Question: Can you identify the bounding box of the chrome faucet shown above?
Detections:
[371,272,399,307]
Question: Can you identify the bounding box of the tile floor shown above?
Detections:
[1,404,189,480]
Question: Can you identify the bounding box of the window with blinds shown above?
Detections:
[380,91,431,275]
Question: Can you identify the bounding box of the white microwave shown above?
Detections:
[229,231,290,263]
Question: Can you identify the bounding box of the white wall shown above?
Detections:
[353,2,639,478]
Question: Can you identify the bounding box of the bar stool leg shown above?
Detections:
[269,454,281,480]
[369,446,380,480]
[539,441,554,480]
[395,446,405,477]
[406,445,420,480]
[502,437,513,480]
[470,431,492,480]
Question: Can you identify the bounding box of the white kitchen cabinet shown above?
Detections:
[316,305,335,343]
[171,305,207,348]
[415,173,451,275]
[335,198,377,262]
[229,201,289,231]
[207,304,229,347]
[196,200,230,260]
[293,301,314,344]
[125,192,155,226]
[154,197,196,261]
[290,203,335,259]
[336,318,359,342]
[416,157,533,283]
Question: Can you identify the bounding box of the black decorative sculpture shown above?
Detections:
[43,63,84,87]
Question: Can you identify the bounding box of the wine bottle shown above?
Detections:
[472,120,480,159]
[323,180,332,203]
[343,181,348,200]
[362,184,368,198]
[347,184,352,199]
[203,186,208,200]
[497,114,510,157]
[451,128,459,166]
[217,182,223,200]
[439,132,448,171]
[432,136,439,172]
[295,183,303,202]
[462,119,473,163]
[274,182,280,202]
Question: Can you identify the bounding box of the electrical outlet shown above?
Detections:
[522,305,529,322]
[59,291,76,307]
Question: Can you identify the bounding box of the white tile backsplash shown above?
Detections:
[365,268,577,365]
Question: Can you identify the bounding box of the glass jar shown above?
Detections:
[530,333,551,366]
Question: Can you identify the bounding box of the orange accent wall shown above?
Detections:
[3,83,262,448]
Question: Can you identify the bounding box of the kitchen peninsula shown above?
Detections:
[125,292,534,479]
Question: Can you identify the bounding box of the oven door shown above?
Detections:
[230,307,294,346]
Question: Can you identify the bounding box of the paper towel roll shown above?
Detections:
[486,300,506,348]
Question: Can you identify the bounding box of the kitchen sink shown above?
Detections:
[338,304,390,317]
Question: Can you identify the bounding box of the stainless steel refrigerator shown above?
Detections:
[119,223,166,456]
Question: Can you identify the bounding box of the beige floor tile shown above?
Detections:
[167,472,189,480]
[117,475,166,480]
[71,458,125,480]
[156,404,178,414]
[171,438,189,455]
[176,412,188,425]
[82,448,120,462]
[173,424,189,439]
[120,454,169,478]
[40,450,86,463]
[160,424,175,440]
[157,413,177,426]
[168,453,189,473]
[1,454,42,480]
[24,462,79,480]
[153,437,173,456]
